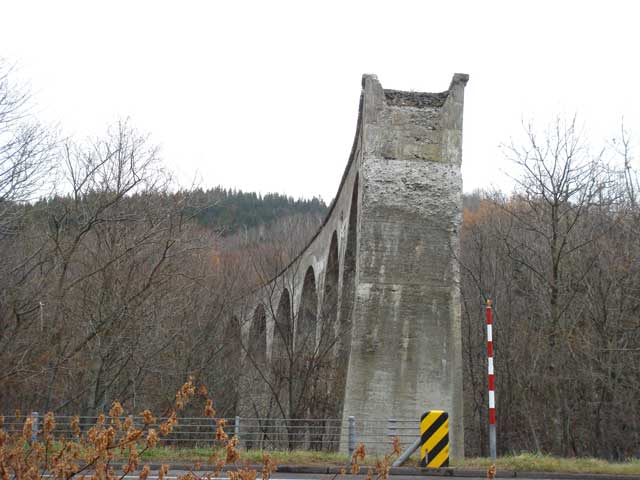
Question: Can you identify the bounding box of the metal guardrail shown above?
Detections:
[1,413,420,453]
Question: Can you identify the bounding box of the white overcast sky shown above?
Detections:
[2,0,639,202]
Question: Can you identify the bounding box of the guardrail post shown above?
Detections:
[392,438,421,467]
[31,411,39,443]
[234,416,240,441]
[387,418,397,437]
[348,415,356,456]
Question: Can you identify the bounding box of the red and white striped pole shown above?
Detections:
[486,298,497,459]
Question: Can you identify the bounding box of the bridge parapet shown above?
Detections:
[234,74,468,457]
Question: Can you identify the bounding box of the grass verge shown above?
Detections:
[140,447,349,466]
[139,448,640,475]
[456,453,640,476]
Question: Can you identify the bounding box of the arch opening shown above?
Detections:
[319,232,339,354]
[308,233,341,443]
[288,267,317,419]
[272,289,292,379]
[341,175,358,342]
[333,175,358,414]
[249,305,267,365]
[219,316,242,414]
[245,305,268,448]
[296,266,318,355]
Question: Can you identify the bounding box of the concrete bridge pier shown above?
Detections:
[340,73,468,458]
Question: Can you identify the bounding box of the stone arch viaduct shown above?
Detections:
[232,73,468,458]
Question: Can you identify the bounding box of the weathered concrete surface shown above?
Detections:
[342,74,468,458]
[237,74,468,458]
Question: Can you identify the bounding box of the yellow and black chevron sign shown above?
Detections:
[420,410,449,468]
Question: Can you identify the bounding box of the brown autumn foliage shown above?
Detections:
[0,381,406,480]
[0,378,282,480]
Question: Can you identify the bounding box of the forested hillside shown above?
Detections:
[31,188,327,237]
[185,187,326,234]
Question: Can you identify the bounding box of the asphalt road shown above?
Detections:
[93,471,636,480]
[39,464,637,480]
[103,475,482,480]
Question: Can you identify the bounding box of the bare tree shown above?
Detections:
[0,60,56,235]
[501,117,615,336]
[0,59,56,397]
[459,118,640,458]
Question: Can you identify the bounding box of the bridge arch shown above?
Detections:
[319,231,339,354]
[248,304,267,365]
[233,73,468,457]
[296,266,318,354]
[273,288,292,370]
[339,174,358,350]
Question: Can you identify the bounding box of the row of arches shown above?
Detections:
[249,176,357,364]
[242,176,359,419]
